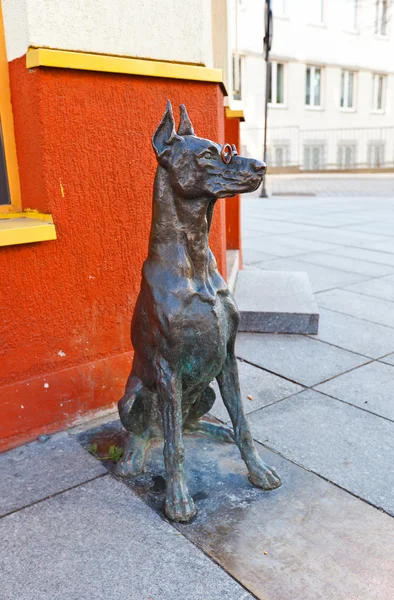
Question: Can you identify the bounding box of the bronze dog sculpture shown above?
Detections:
[118,101,281,522]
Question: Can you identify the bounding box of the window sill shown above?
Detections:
[371,109,385,115]
[307,22,326,28]
[374,34,389,41]
[268,103,287,109]
[305,105,324,111]
[339,107,356,113]
[0,211,56,247]
[344,29,359,35]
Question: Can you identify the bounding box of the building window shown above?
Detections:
[337,143,357,169]
[340,70,355,109]
[268,62,285,105]
[308,0,324,24]
[368,142,385,167]
[305,66,322,107]
[303,144,325,170]
[0,5,21,211]
[0,123,10,205]
[232,55,243,101]
[344,0,358,31]
[375,0,388,35]
[268,144,290,167]
[272,0,287,17]
[372,74,385,111]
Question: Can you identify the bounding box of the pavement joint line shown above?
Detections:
[251,261,391,287]
[236,355,308,388]
[253,438,394,519]
[322,249,394,269]
[282,253,394,277]
[0,472,109,521]
[215,388,309,425]
[309,387,394,427]
[303,333,382,360]
[377,351,394,360]
[339,285,394,304]
[238,340,373,386]
[243,230,393,251]
[245,215,391,230]
[314,303,394,331]
[297,357,375,388]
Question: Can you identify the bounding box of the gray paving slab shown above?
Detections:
[209,359,303,423]
[292,227,390,247]
[244,234,337,258]
[254,257,368,292]
[311,307,394,358]
[101,428,394,600]
[242,246,279,265]
[0,432,106,516]
[366,238,394,254]
[317,288,394,328]
[249,389,394,515]
[316,361,394,421]
[380,353,394,366]
[243,219,311,235]
[295,251,394,277]
[0,476,250,600]
[327,246,394,267]
[235,332,368,387]
[343,221,394,235]
[344,274,394,302]
[265,175,394,197]
[235,270,319,333]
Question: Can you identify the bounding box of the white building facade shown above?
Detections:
[232,0,394,170]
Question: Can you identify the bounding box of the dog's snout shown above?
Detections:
[251,160,267,174]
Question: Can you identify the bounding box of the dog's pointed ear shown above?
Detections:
[152,101,181,163]
[177,104,195,136]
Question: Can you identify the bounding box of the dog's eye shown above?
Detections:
[203,152,213,159]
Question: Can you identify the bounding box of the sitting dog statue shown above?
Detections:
[118,101,281,522]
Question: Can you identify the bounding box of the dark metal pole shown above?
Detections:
[260,0,272,198]
[260,59,270,197]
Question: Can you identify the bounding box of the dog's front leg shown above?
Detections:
[217,352,281,490]
[155,354,197,522]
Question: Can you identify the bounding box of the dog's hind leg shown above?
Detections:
[155,355,197,523]
[217,353,281,491]
[117,428,152,477]
[184,386,234,443]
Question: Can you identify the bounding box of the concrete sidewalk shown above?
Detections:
[2,181,394,600]
[267,172,394,197]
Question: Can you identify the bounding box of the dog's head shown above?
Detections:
[152,101,266,199]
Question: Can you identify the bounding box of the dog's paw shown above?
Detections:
[165,479,197,523]
[248,464,282,491]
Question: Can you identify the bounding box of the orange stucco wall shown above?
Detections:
[224,115,242,264]
[0,57,227,451]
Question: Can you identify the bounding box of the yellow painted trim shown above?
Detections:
[225,108,245,122]
[0,211,56,246]
[0,216,56,247]
[27,48,225,87]
[0,210,53,222]
[0,4,22,211]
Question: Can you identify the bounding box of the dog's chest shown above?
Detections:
[179,292,236,380]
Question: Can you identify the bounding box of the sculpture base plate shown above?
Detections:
[78,419,394,600]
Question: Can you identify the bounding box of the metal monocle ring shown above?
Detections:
[221,143,233,164]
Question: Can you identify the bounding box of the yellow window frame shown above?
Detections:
[0,3,56,245]
[0,2,21,213]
